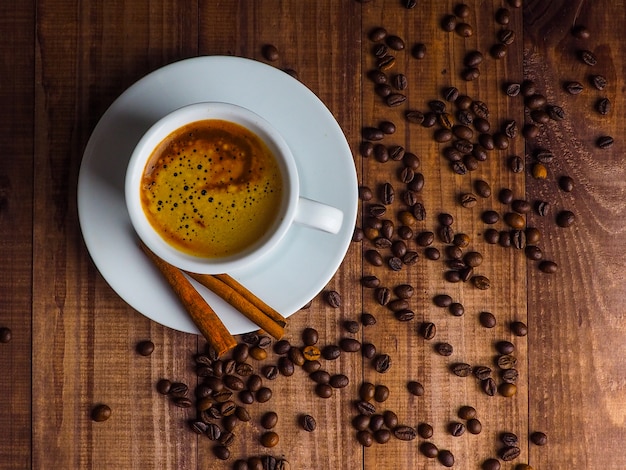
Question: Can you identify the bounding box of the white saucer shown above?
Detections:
[77,56,358,335]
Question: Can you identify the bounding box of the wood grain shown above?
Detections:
[1,0,626,469]
[0,2,35,469]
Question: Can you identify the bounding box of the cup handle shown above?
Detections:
[293,197,344,234]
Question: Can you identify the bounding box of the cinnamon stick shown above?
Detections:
[139,242,237,356]
[186,272,285,340]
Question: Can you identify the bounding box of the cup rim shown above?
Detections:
[125,101,298,274]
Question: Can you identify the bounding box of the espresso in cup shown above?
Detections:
[126,102,343,274]
[140,119,283,258]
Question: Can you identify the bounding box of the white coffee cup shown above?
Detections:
[125,102,344,274]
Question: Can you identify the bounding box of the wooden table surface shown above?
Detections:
[2,1,626,469]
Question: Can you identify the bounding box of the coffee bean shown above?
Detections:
[433,294,453,307]
[449,302,465,316]
[380,182,394,205]
[547,104,565,120]
[498,28,516,45]
[91,404,112,422]
[435,342,453,356]
[393,425,417,441]
[455,22,473,37]
[136,340,155,356]
[375,287,391,306]
[325,290,342,307]
[536,200,550,216]
[386,93,406,107]
[375,83,392,98]
[260,431,279,448]
[372,43,389,59]
[511,321,528,336]
[388,256,403,271]
[479,311,496,328]
[591,74,607,90]
[299,414,316,432]
[505,82,521,96]
[421,443,438,459]
[490,43,507,59]
[339,338,361,353]
[315,383,333,399]
[377,55,396,71]
[277,356,295,377]
[373,384,389,402]
[256,387,272,403]
[558,175,574,192]
[369,27,387,42]
[539,260,558,274]
[373,354,391,373]
[395,284,414,299]
[420,322,436,340]
[405,110,424,124]
[504,212,525,229]
[322,344,341,360]
[458,193,476,208]
[438,449,455,467]
[464,50,484,67]
[500,445,521,461]
[484,229,499,244]
[531,431,548,446]
[499,382,517,397]
[262,44,279,61]
[481,210,499,224]
[579,49,597,66]
[482,458,502,470]
[356,430,374,447]
[261,364,279,381]
[556,210,576,228]
[329,374,349,389]
[365,249,383,267]
[523,123,539,139]
[213,445,230,460]
[597,135,614,149]
[474,179,491,198]
[361,313,377,326]
[362,127,384,141]
[481,377,497,396]
[564,81,584,94]
[385,35,405,51]
[466,418,482,435]
[451,362,472,377]
[448,421,466,437]
[388,298,409,311]
[361,275,380,289]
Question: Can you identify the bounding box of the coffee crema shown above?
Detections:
[140,119,283,258]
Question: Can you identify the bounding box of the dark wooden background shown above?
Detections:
[2,0,626,468]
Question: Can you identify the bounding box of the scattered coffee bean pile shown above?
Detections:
[92,2,614,468]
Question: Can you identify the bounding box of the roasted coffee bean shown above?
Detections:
[169,382,189,397]
[511,230,526,249]
[91,404,112,422]
[433,294,453,308]
[484,228,499,244]
[536,200,550,216]
[361,275,380,288]
[441,14,457,32]
[405,110,424,124]
[375,83,392,98]
[591,74,608,90]
[156,379,172,395]
[393,425,417,441]
[438,449,455,467]
[505,82,521,96]
[302,345,321,363]
[380,182,394,205]
[213,445,230,460]
[495,7,511,24]
[479,311,496,328]
[423,113,438,128]
[500,445,521,461]
[522,123,539,139]
[482,458,501,470]
[415,423,433,440]
[461,66,479,82]
[379,121,396,135]
[556,210,576,228]
[374,384,389,402]
[329,374,349,389]
[385,35,405,50]
[409,42,426,60]
[325,290,342,307]
[339,337,361,353]
[367,69,387,84]
[481,377,497,396]
[525,93,546,110]
[361,313,377,326]
[547,104,565,120]
[482,210,499,224]
[260,431,279,448]
[277,357,295,377]
[474,179,491,198]
[451,362,472,377]
[511,321,528,336]
[322,344,341,360]
[457,405,477,420]
[172,396,193,408]
[262,44,279,61]
[219,400,237,417]
[299,414,317,432]
[399,167,415,184]
[386,93,406,107]
[388,256,403,271]
[455,22,473,37]
[223,375,244,391]
[579,49,597,66]
[408,173,424,191]
[360,141,374,159]
[373,354,391,373]
[497,354,517,370]
[418,441,438,459]
[531,431,548,446]
[373,144,389,163]
[375,287,391,305]
[235,406,251,422]
[420,322,436,340]
[498,28,516,45]
[372,43,389,59]
[438,225,454,243]
[490,43,507,60]
[136,340,155,356]
[501,431,520,447]
[235,362,253,377]
[343,320,360,334]
[365,250,383,267]
[446,245,463,259]
[435,342,453,356]
[256,387,272,403]
[559,175,574,192]
[356,400,377,416]
[310,370,330,385]
[391,240,408,258]
[443,86,459,102]
[597,135,614,149]
[571,23,590,37]
[315,383,333,399]
[449,421,466,437]
[388,145,404,161]
[407,380,424,396]
[565,81,584,94]
[471,146,487,162]
[369,27,387,42]
[463,50,484,67]
[273,339,291,355]
[377,55,396,71]
[474,366,492,380]
[352,414,370,431]
[362,127,384,141]
[388,298,409,311]
[504,212,525,229]
[356,430,374,447]
[501,368,519,384]
[460,193,478,208]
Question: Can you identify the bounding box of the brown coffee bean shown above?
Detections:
[407,380,424,396]
[374,384,390,402]
[361,313,377,326]
[372,354,392,373]
[449,421,466,437]
[441,14,457,32]
[322,344,341,360]
[479,311,496,328]
[256,387,272,403]
[579,49,597,66]
[386,93,406,107]
[325,290,341,307]
[356,430,374,447]
[260,431,279,448]
[511,321,528,336]
[339,338,361,352]
[420,322,436,340]
[369,27,387,42]
[136,340,155,356]
[591,74,608,90]
[262,44,279,61]
[556,210,576,228]
[455,22,473,37]
[315,383,333,399]
[531,431,548,446]
[481,377,497,396]
[395,284,414,299]
[499,445,521,461]
[438,449,455,467]
[91,404,112,422]
[393,425,417,441]
[435,342,453,356]
[298,414,316,433]
[597,135,614,149]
